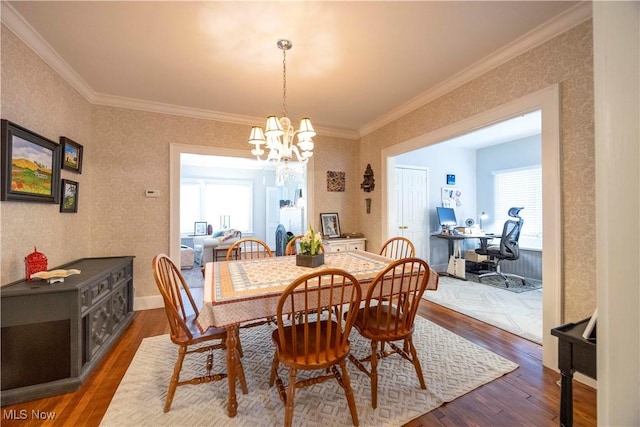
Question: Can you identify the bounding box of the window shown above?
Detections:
[493,166,542,249]
[180,179,253,234]
[180,181,201,234]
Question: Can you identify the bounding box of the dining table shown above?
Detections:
[195,250,439,418]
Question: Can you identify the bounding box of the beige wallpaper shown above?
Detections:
[1,25,94,283]
[1,21,595,321]
[358,21,595,321]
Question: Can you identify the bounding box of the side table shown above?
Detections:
[550,318,597,427]
[213,245,240,262]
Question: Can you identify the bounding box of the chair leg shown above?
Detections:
[235,346,248,394]
[235,328,244,358]
[164,345,187,413]
[269,351,279,387]
[370,340,379,409]
[284,368,297,427]
[340,359,360,426]
[406,336,426,389]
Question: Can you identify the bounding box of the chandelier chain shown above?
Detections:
[282,48,287,118]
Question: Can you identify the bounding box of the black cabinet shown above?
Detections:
[1,257,134,405]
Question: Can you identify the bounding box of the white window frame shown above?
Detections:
[179,178,253,235]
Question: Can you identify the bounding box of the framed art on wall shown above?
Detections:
[60,136,83,173]
[60,179,79,213]
[320,212,341,238]
[1,119,61,203]
[194,221,207,236]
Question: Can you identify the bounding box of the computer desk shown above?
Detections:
[432,231,496,257]
[432,232,496,279]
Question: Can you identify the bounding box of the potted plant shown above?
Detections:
[296,224,324,267]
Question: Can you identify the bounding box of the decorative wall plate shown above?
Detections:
[465,218,475,227]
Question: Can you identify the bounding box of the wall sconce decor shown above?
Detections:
[360,164,375,192]
[365,198,371,214]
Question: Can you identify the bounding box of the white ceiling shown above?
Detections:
[2,1,588,139]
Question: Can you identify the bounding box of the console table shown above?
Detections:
[551,318,597,427]
[0,256,135,405]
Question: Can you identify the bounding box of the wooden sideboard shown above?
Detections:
[0,256,135,406]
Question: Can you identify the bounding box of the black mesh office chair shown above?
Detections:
[475,207,526,287]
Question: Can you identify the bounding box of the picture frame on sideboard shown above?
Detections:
[320,212,341,238]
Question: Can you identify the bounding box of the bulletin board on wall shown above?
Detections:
[441,186,462,208]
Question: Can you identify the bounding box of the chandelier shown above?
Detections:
[248,39,315,185]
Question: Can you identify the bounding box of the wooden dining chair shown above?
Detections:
[269,269,362,427]
[379,236,416,259]
[348,257,431,408]
[226,237,273,260]
[152,254,248,412]
[284,235,326,255]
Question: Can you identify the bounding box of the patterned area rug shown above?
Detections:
[100,317,517,426]
[464,271,542,293]
[181,263,204,288]
[425,276,542,344]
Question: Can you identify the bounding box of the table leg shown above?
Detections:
[559,369,574,427]
[225,324,238,417]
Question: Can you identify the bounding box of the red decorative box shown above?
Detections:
[25,247,48,282]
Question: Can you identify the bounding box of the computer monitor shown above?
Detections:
[436,206,457,226]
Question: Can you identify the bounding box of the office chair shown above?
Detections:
[475,207,526,287]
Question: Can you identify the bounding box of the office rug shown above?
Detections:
[100,317,517,427]
[424,277,542,344]
[464,272,542,293]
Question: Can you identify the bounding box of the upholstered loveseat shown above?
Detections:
[193,229,242,265]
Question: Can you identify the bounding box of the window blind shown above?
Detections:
[494,166,542,248]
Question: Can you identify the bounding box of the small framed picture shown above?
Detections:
[60,179,79,213]
[320,213,341,238]
[194,221,208,236]
[60,136,83,173]
[446,174,456,185]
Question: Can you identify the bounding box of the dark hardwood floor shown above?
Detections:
[1,300,597,426]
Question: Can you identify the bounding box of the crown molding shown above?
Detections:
[94,93,360,140]
[358,1,593,137]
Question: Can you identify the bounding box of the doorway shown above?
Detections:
[393,166,429,259]
[381,85,561,369]
[169,145,313,266]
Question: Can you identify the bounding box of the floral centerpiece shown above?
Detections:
[296,224,324,267]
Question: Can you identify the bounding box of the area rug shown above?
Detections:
[424,277,542,344]
[100,317,517,426]
[464,271,542,293]
[181,263,204,288]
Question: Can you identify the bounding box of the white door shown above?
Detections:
[265,187,279,249]
[394,167,429,258]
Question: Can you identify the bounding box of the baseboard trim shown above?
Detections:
[134,295,163,311]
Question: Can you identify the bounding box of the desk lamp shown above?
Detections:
[479,211,488,230]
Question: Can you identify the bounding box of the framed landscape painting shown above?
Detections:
[60,136,83,173]
[1,120,61,203]
[60,179,79,213]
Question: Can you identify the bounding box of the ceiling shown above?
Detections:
[3,1,588,139]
